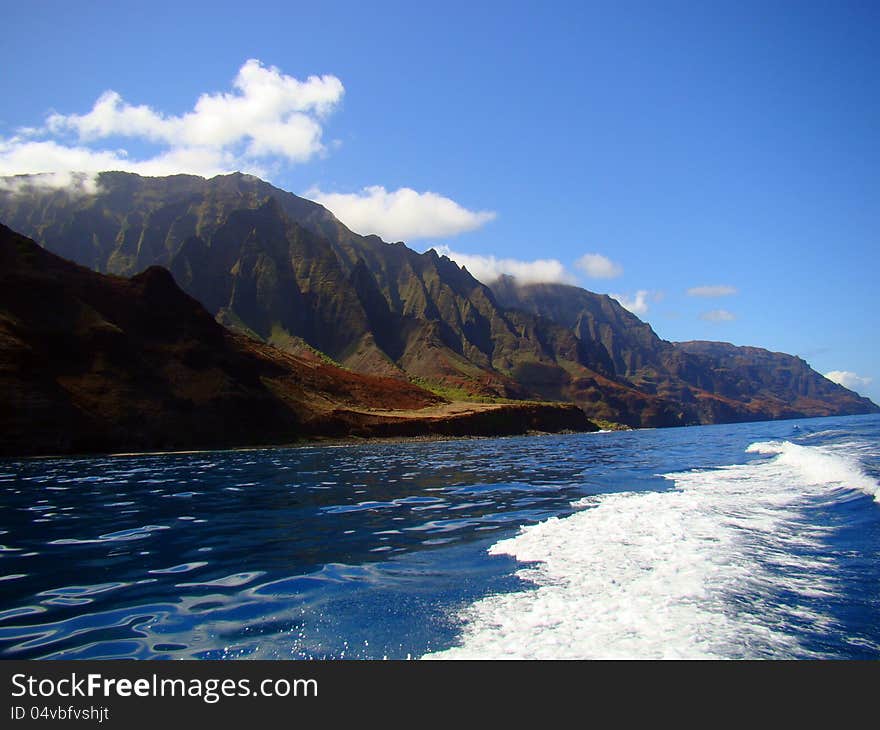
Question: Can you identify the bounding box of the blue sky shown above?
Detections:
[2,1,878,401]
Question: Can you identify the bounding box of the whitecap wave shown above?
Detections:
[746,440,879,502]
[425,440,879,659]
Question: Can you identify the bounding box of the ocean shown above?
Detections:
[1,413,878,660]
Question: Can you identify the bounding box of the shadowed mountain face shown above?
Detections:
[0,224,593,456]
[1,172,875,428]
[0,223,453,455]
[0,173,562,395]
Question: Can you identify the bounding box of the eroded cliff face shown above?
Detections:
[491,278,878,423]
[0,222,596,456]
[1,171,875,429]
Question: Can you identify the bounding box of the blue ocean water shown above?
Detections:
[0,414,878,660]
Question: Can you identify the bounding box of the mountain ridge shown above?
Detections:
[491,276,877,422]
[0,222,593,456]
[1,171,875,428]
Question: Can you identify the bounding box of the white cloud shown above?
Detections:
[687,285,738,297]
[575,253,623,279]
[700,309,736,322]
[306,186,496,241]
[434,245,571,285]
[824,370,873,392]
[0,138,254,187]
[0,59,343,186]
[611,290,651,315]
[0,170,101,195]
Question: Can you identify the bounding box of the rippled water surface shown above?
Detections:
[2,414,879,659]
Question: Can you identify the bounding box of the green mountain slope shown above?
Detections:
[1,171,875,427]
[0,223,592,456]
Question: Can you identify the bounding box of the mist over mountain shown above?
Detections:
[1,171,875,428]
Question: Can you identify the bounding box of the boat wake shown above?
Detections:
[426,439,880,659]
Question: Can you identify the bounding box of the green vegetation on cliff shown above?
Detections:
[1,171,876,428]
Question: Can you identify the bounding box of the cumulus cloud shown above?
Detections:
[824,370,873,392]
[433,245,571,285]
[306,186,496,241]
[0,59,343,186]
[611,290,651,315]
[687,285,738,297]
[700,309,736,322]
[575,253,623,279]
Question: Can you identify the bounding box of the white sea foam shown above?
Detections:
[745,440,879,501]
[425,440,879,659]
